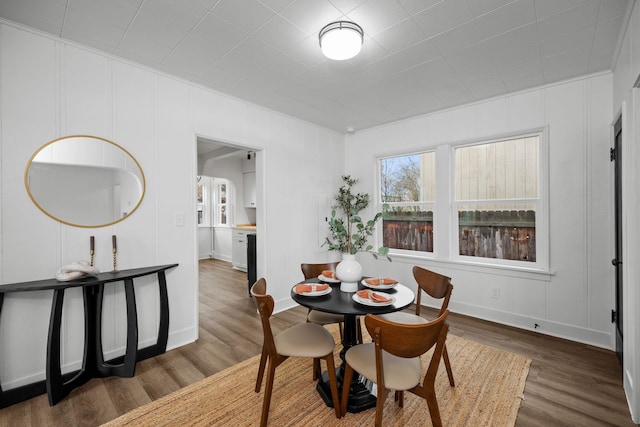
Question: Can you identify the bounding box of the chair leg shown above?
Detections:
[323,353,341,418]
[356,317,363,343]
[374,386,388,427]
[396,390,404,407]
[340,364,354,417]
[260,358,277,427]
[312,358,321,381]
[443,344,455,387]
[425,390,442,427]
[255,349,268,392]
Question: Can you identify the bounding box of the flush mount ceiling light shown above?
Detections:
[319,21,363,60]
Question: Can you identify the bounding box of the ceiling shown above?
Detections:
[0,0,633,133]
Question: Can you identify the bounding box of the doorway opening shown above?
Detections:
[195,136,261,333]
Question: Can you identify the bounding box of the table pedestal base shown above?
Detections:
[316,370,377,413]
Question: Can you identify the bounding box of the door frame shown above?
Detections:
[612,114,623,365]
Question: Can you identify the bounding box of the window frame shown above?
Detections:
[213,178,231,227]
[375,128,550,274]
[377,150,438,258]
[450,131,548,271]
[197,176,210,227]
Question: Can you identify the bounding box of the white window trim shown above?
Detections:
[213,177,233,227]
[375,128,551,277]
[377,149,438,259]
[448,129,550,272]
[197,176,211,228]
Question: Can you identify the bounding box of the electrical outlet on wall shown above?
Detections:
[490,287,500,299]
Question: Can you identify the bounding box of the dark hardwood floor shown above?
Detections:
[0,258,634,426]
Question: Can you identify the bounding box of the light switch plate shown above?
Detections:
[175,212,185,227]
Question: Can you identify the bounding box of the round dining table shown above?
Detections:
[291,277,414,413]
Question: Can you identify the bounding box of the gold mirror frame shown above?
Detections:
[24,135,146,228]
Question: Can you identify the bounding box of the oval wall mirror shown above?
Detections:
[24,135,146,228]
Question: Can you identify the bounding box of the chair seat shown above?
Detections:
[307,309,344,325]
[378,312,429,325]
[345,343,421,391]
[275,323,335,358]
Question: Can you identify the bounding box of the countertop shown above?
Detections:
[233,224,256,231]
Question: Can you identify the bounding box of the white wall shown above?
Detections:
[0,22,343,390]
[346,73,614,350]
[612,1,640,422]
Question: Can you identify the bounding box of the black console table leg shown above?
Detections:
[135,271,170,361]
[122,278,138,376]
[46,289,93,406]
[156,271,169,353]
[46,289,65,405]
[96,279,138,377]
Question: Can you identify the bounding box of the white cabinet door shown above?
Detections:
[232,229,248,271]
[243,172,256,208]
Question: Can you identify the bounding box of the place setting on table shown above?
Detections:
[290,270,415,413]
[291,272,414,321]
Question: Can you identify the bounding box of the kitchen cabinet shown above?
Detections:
[243,172,256,208]
[232,229,249,271]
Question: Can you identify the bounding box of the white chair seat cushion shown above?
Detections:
[275,323,335,358]
[378,312,429,325]
[307,309,344,325]
[345,343,421,391]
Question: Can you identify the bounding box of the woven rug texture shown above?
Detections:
[102,325,531,427]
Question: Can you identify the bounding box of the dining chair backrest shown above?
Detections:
[356,312,450,426]
[364,311,449,360]
[250,278,277,357]
[301,262,340,280]
[412,266,453,317]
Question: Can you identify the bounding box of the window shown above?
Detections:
[197,176,232,227]
[454,135,539,264]
[213,179,230,226]
[376,131,547,271]
[197,177,209,226]
[379,151,436,254]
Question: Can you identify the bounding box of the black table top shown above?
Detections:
[0,264,179,293]
[291,277,414,316]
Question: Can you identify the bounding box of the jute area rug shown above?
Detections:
[103,325,530,427]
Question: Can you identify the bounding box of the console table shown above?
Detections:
[0,263,178,408]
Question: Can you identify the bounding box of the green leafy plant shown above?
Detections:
[324,175,391,261]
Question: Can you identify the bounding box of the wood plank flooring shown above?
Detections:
[0,258,634,426]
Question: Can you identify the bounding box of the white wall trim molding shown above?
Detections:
[450,301,613,350]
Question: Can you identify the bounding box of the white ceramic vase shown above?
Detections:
[336,253,362,292]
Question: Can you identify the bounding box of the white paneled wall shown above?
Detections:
[0,23,343,389]
[347,73,614,349]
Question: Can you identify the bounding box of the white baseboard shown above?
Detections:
[450,301,613,350]
[212,252,232,263]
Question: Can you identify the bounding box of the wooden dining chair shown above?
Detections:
[379,266,455,386]
[250,278,341,426]
[341,311,450,427]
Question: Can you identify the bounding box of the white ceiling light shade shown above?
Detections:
[319,21,364,60]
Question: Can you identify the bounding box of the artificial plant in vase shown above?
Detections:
[324,175,390,291]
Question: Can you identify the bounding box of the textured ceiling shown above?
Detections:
[0,0,633,133]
